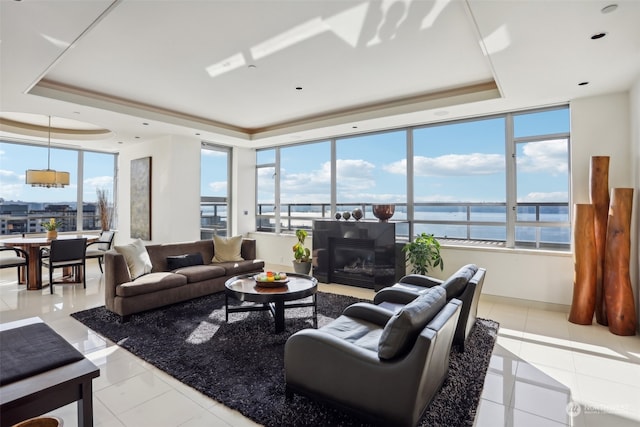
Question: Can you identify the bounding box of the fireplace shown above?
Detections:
[312,219,405,291]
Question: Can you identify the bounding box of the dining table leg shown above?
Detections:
[26,245,42,291]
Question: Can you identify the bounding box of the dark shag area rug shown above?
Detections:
[71,292,498,427]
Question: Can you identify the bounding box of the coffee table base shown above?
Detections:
[225,294,317,333]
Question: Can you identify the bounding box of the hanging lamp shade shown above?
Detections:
[24,116,70,188]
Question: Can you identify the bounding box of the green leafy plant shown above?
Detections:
[402,232,444,275]
[42,218,63,231]
[292,229,311,262]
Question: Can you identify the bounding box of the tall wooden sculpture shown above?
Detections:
[569,204,597,324]
[603,188,636,336]
[589,156,610,325]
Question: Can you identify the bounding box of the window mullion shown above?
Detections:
[505,113,516,248]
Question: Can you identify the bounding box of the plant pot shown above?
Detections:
[13,416,63,427]
[46,230,58,240]
[292,260,312,275]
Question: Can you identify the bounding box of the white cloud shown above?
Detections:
[519,191,568,203]
[208,181,227,192]
[517,140,568,175]
[202,150,226,157]
[84,176,113,190]
[388,153,504,177]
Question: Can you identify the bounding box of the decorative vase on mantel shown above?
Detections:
[46,230,57,240]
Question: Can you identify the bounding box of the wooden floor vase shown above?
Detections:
[590,156,610,325]
[603,188,636,336]
[569,204,597,324]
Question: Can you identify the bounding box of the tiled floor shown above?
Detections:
[1,261,638,427]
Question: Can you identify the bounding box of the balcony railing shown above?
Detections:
[256,202,571,250]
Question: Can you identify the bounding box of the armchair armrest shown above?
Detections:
[373,287,419,306]
[399,274,443,288]
[342,302,394,326]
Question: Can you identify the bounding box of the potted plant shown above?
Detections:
[42,218,63,240]
[402,232,444,275]
[292,229,312,275]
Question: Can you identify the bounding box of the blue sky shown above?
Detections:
[258,108,569,205]
[2,107,569,207]
[0,143,115,204]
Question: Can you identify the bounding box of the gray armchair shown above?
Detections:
[285,286,461,427]
[374,264,486,352]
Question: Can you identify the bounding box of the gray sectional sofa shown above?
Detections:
[104,238,264,320]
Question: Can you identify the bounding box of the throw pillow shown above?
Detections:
[114,238,153,280]
[212,235,244,263]
[378,286,446,360]
[167,253,204,270]
[440,264,478,299]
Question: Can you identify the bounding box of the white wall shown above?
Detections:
[231,146,256,236]
[116,135,202,245]
[572,92,638,324]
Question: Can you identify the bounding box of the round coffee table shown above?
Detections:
[224,272,318,333]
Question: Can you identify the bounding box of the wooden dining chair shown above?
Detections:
[41,238,87,294]
[0,247,29,284]
[85,230,115,273]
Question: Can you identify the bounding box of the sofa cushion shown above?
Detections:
[320,315,382,353]
[216,259,265,276]
[173,265,226,283]
[114,238,153,280]
[378,286,446,360]
[440,264,478,299]
[212,235,244,263]
[167,253,204,270]
[116,272,187,297]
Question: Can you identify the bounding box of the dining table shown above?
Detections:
[1,234,98,291]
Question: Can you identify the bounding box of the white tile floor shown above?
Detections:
[1,261,639,427]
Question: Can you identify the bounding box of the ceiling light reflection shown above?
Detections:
[206,52,246,78]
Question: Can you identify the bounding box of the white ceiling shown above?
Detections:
[1,0,639,152]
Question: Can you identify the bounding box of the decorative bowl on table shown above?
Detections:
[254,271,289,287]
[372,204,395,222]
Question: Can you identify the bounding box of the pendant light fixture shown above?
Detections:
[25,116,70,188]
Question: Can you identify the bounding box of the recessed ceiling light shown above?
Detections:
[195,133,201,136]
[601,4,618,13]
[578,81,589,86]
[118,141,123,144]
[352,126,358,129]
[248,65,257,69]
[591,32,607,40]
[135,136,140,139]
[142,122,149,126]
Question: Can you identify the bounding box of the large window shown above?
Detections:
[0,141,116,235]
[336,130,407,221]
[413,117,506,241]
[256,105,571,250]
[200,143,231,238]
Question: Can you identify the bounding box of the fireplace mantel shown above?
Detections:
[312,219,405,290]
